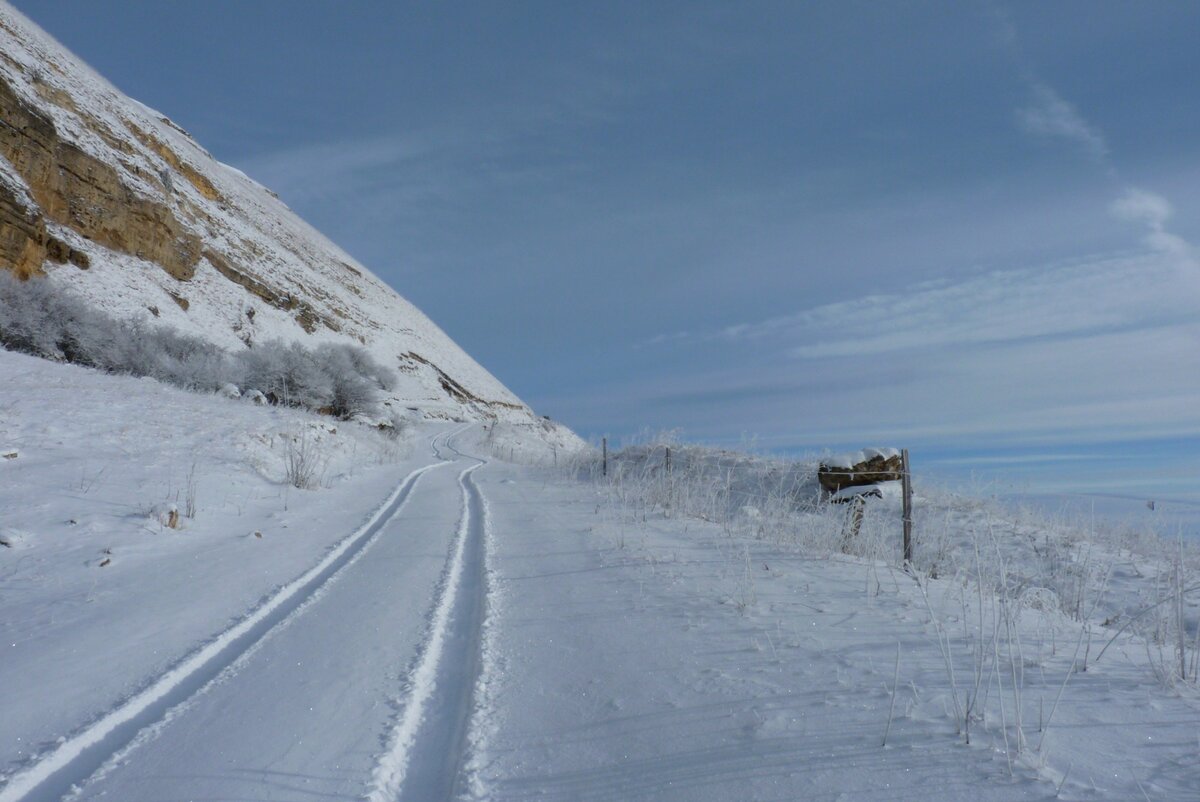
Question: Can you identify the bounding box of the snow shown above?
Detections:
[1005,492,1200,542]
[830,479,903,502]
[465,466,1200,800]
[367,463,484,802]
[4,353,1200,800]
[824,447,901,469]
[0,351,422,789]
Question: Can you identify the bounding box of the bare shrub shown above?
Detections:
[184,460,198,519]
[284,430,323,490]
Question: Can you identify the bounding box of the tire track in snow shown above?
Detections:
[0,428,463,802]
[367,433,489,802]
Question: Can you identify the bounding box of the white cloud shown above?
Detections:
[1009,70,1197,284]
[1109,189,1200,296]
[603,249,1200,454]
[1110,188,1172,227]
[715,253,1186,359]
[1008,60,1196,284]
[1017,83,1108,160]
[929,453,1100,466]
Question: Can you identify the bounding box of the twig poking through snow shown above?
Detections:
[883,641,901,747]
[1055,763,1072,798]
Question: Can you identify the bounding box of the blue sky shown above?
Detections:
[13,1,1200,502]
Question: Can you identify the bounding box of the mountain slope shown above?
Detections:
[0,2,539,423]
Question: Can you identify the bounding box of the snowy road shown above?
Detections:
[369,446,490,802]
[2,427,494,802]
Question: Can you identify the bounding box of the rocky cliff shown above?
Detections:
[0,3,541,425]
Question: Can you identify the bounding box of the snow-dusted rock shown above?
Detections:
[148,503,181,529]
[818,448,902,494]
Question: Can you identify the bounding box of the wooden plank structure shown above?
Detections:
[901,448,913,566]
[821,447,914,566]
[817,448,903,495]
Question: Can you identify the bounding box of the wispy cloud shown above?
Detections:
[929,453,1102,466]
[1110,188,1197,268]
[636,330,692,349]
[713,253,1189,359]
[1110,188,1172,226]
[1017,83,1108,161]
[999,13,1200,295]
[240,135,437,204]
[615,246,1200,455]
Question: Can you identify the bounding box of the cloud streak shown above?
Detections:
[1017,83,1108,161]
[1110,188,1198,269]
[713,253,1191,359]
[1000,13,1200,297]
[616,245,1200,458]
[996,3,1111,167]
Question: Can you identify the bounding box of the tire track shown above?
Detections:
[367,431,490,802]
[0,429,461,802]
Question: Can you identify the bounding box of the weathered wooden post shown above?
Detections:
[602,437,608,477]
[901,448,913,566]
[665,446,671,475]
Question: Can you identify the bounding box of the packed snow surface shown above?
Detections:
[2,351,1199,800]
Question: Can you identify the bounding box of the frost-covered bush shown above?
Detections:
[0,273,394,418]
[240,340,332,410]
[573,434,823,527]
[0,270,88,358]
[315,342,389,418]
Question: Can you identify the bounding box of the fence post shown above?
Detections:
[602,437,608,477]
[665,446,671,475]
[901,448,913,566]
[842,495,866,553]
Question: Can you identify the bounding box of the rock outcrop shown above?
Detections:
[0,73,199,281]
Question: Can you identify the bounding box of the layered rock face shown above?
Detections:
[0,174,62,279]
[1,74,174,278]
[0,3,539,423]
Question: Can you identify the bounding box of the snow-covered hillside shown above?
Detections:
[0,2,556,426]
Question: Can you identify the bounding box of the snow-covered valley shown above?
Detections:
[3,350,1199,801]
